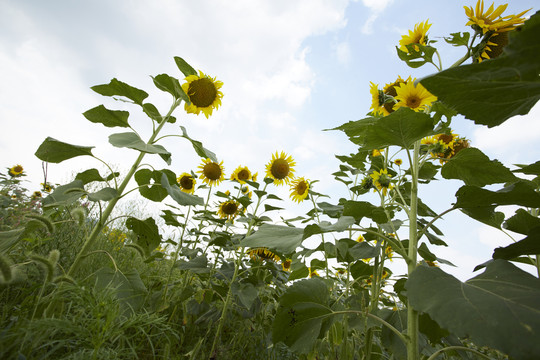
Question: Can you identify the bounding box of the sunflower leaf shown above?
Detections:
[174,56,197,77]
[455,181,540,209]
[179,126,217,162]
[420,12,540,127]
[135,169,176,202]
[241,224,304,254]
[405,261,540,359]
[108,132,171,157]
[91,78,148,106]
[83,105,130,128]
[493,228,540,260]
[504,208,540,235]
[125,217,161,257]
[35,137,94,164]
[152,74,190,103]
[161,173,204,207]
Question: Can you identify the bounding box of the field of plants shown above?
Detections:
[1,2,539,359]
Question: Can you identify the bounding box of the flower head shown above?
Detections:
[282,258,292,272]
[217,199,241,221]
[399,20,432,53]
[230,165,253,184]
[265,151,296,185]
[370,169,394,196]
[309,267,319,278]
[32,191,42,199]
[177,172,196,194]
[393,80,437,112]
[394,159,403,166]
[289,177,310,203]
[369,82,388,116]
[182,70,224,118]
[357,234,365,242]
[464,1,530,34]
[198,158,225,186]
[8,165,24,177]
[248,247,280,262]
[41,182,53,193]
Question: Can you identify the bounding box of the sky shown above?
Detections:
[1,0,539,281]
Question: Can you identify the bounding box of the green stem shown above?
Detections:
[407,140,421,360]
[309,193,329,277]
[67,99,181,277]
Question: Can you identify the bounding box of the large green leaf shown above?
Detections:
[504,208,540,235]
[134,169,176,202]
[160,173,204,206]
[328,117,377,146]
[460,206,505,229]
[41,180,85,208]
[363,107,434,149]
[91,78,148,106]
[441,148,517,186]
[93,267,147,313]
[108,132,171,157]
[75,168,118,185]
[125,217,161,257]
[513,161,540,176]
[455,181,540,209]
[273,278,333,354]
[35,137,94,164]
[342,200,389,224]
[179,126,217,162]
[406,260,540,359]
[82,105,130,128]
[420,12,540,127]
[240,224,304,254]
[303,216,355,240]
[87,187,118,202]
[152,73,190,103]
[493,228,540,260]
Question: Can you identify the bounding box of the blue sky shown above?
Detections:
[1,0,538,280]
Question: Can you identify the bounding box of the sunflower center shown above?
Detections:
[295,181,307,195]
[438,134,454,144]
[271,159,290,180]
[406,95,421,109]
[222,202,238,215]
[203,163,222,180]
[180,176,194,190]
[14,165,23,173]
[383,84,400,113]
[237,169,250,181]
[485,32,508,59]
[188,78,217,108]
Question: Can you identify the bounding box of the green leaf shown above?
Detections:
[444,32,470,47]
[455,181,540,208]
[303,216,355,240]
[160,174,204,206]
[363,107,434,149]
[342,200,389,224]
[328,117,377,146]
[82,105,130,128]
[441,148,517,186]
[406,260,540,359]
[87,187,118,202]
[179,126,217,162]
[152,73,190,103]
[176,255,209,274]
[108,132,171,157]
[513,160,540,176]
[75,168,118,185]
[348,241,378,260]
[273,278,332,354]
[460,206,505,229]
[35,137,94,164]
[91,78,148,106]
[125,217,161,257]
[420,13,540,127]
[41,180,85,208]
[93,267,147,313]
[135,169,176,202]
[0,228,25,253]
[174,56,197,77]
[241,224,304,254]
[232,282,259,309]
[493,228,540,260]
[504,208,540,235]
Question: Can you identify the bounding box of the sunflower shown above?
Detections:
[394,159,403,166]
[399,20,432,53]
[369,82,388,116]
[198,158,225,186]
[464,0,530,34]
[217,199,241,221]
[230,165,253,184]
[372,149,384,157]
[8,164,24,177]
[289,177,310,203]
[182,70,224,119]
[382,76,410,114]
[370,169,394,196]
[393,80,437,112]
[41,182,53,193]
[32,191,42,199]
[308,267,319,278]
[248,247,280,262]
[265,151,296,185]
[385,246,394,261]
[357,234,365,242]
[281,258,292,272]
[177,172,196,194]
[240,186,253,199]
[360,176,374,191]
[422,132,468,162]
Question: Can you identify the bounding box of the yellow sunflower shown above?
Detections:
[309,267,320,278]
[177,172,196,194]
[265,151,296,185]
[230,165,253,184]
[370,169,394,196]
[41,182,53,193]
[372,149,384,157]
[8,164,24,177]
[357,234,365,242]
[281,258,292,272]
[197,158,225,186]
[248,247,280,262]
[399,20,432,53]
[422,132,467,162]
[393,80,437,112]
[32,191,42,199]
[464,0,530,34]
[289,177,310,203]
[240,186,253,199]
[217,199,241,221]
[394,159,403,166]
[382,76,410,114]
[182,70,224,119]
[369,82,388,116]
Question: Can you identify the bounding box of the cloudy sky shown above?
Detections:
[1,0,538,281]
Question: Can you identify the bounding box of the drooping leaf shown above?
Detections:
[513,160,540,176]
[420,12,540,127]
[93,267,147,313]
[455,181,540,209]
[232,282,259,309]
[152,73,190,103]
[41,180,85,208]
[406,260,540,359]
[125,217,161,257]
[82,105,130,128]
[75,168,118,185]
[176,255,209,274]
[91,78,148,106]
[441,148,517,186]
[108,132,171,157]
[460,206,505,229]
[174,56,197,77]
[342,200,389,224]
[241,224,304,254]
[504,208,540,235]
[493,228,540,260]
[348,241,379,260]
[134,169,176,202]
[160,173,204,206]
[303,216,355,240]
[179,126,217,162]
[35,137,94,164]
[273,278,333,354]
[328,117,378,146]
[87,187,118,202]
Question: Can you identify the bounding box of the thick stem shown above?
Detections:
[67,99,180,276]
[407,140,421,360]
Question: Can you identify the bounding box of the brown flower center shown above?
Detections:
[179,175,194,190]
[295,181,308,195]
[485,32,508,59]
[406,95,421,109]
[13,165,23,173]
[188,78,217,108]
[222,201,238,215]
[237,169,250,181]
[438,134,454,144]
[383,82,401,113]
[271,159,290,180]
[203,162,222,180]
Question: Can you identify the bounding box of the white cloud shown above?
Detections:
[334,41,352,64]
[360,0,394,34]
